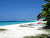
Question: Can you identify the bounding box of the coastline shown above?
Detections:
[0,21,48,38]
[0,22,38,30]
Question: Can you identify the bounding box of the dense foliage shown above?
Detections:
[37,0,50,26]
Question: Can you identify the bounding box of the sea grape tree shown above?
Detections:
[37,0,50,27]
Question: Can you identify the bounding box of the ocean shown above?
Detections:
[0,21,35,26]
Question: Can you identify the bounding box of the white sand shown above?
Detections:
[0,22,48,38]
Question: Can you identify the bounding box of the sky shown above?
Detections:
[0,0,45,21]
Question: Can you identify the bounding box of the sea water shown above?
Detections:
[0,21,35,26]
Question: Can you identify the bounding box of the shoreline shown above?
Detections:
[0,22,38,30]
[0,21,48,38]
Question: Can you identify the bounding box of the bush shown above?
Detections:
[0,29,7,31]
[24,34,50,38]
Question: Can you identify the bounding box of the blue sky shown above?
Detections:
[0,0,45,21]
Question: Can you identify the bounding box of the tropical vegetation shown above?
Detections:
[37,0,50,28]
[24,34,50,38]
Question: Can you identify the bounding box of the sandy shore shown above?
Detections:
[0,22,48,38]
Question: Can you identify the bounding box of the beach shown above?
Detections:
[0,21,48,38]
[0,0,50,38]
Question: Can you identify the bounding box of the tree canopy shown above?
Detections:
[37,0,50,26]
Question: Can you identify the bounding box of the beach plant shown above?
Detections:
[42,0,50,27]
[0,29,7,31]
[20,25,26,27]
[24,34,50,38]
[37,0,50,28]
[28,24,33,25]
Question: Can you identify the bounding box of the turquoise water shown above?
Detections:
[0,21,35,26]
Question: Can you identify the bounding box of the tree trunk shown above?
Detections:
[46,7,50,26]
